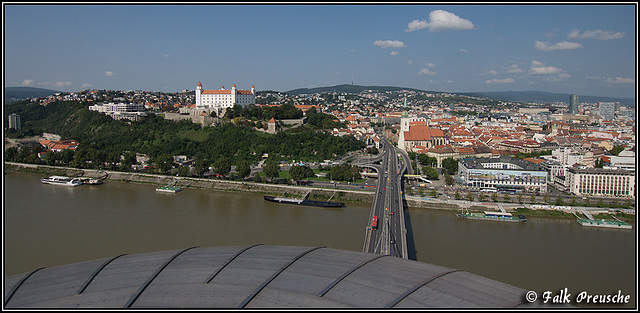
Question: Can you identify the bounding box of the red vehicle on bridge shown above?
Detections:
[372,215,378,230]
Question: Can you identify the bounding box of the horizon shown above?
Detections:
[4,4,636,98]
[5,85,636,102]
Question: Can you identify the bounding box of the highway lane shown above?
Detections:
[363,138,408,259]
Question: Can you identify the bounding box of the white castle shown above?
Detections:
[194,81,255,116]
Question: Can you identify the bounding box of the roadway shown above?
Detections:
[362,138,408,259]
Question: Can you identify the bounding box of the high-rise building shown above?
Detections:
[8,113,20,130]
[569,94,578,114]
[598,102,616,121]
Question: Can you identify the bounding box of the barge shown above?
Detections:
[264,195,345,208]
[456,208,527,222]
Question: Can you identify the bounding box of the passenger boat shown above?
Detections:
[40,176,83,186]
[456,208,527,222]
[263,195,345,208]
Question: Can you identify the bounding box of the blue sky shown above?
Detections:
[4,4,636,98]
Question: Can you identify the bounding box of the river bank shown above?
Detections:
[5,162,634,221]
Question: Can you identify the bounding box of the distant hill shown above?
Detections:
[459,91,636,107]
[4,87,61,102]
[286,84,435,95]
[285,85,635,107]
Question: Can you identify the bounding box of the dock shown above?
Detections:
[573,210,632,229]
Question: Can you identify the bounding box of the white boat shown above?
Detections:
[41,176,83,186]
[156,180,181,193]
[156,186,182,193]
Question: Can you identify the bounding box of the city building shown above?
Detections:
[458,156,548,192]
[88,102,148,121]
[603,149,636,171]
[39,139,79,152]
[569,94,578,115]
[8,113,20,130]
[598,102,616,121]
[194,82,255,116]
[566,166,635,198]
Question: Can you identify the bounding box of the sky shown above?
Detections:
[3,4,637,98]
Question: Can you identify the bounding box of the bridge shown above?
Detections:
[360,137,409,259]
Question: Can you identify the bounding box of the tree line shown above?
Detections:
[4,99,365,177]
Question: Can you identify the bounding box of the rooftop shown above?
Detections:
[4,245,559,309]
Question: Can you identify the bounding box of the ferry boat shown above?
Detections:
[576,218,632,229]
[156,186,182,193]
[456,208,527,222]
[263,195,345,208]
[156,180,181,193]
[573,211,632,229]
[40,176,83,186]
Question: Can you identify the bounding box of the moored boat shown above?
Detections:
[456,208,527,222]
[40,176,83,186]
[264,195,345,208]
[156,180,181,193]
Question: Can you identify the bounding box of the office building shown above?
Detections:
[566,166,635,198]
[598,102,616,121]
[8,113,21,130]
[458,156,548,193]
[569,94,578,114]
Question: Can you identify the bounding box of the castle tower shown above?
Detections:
[195,81,203,108]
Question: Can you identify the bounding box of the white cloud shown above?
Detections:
[459,48,468,53]
[53,81,73,88]
[485,78,514,84]
[390,51,399,56]
[605,77,635,84]
[426,62,435,68]
[406,19,429,32]
[405,10,474,32]
[530,60,564,75]
[488,70,498,76]
[374,40,406,49]
[21,79,34,86]
[568,29,625,40]
[505,64,523,74]
[81,83,93,89]
[535,41,583,51]
[418,68,436,76]
[164,54,170,58]
[105,71,114,77]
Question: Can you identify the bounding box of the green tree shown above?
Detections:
[213,158,231,176]
[609,144,625,156]
[443,173,455,186]
[530,194,536,203]
[429,189,437,197]
[290,165,314,181]
[422,166,439,180]
[518,194,524,204]
[543,194,549,203]
[466,193,474,201]
[455,191,461,200]
[491,192,498,202]
[555,195,564,206]
[441,158,458,175]
[236,161,251,179]
[154,154,174,174]
[263,161,280,182]
[478,193,486,202]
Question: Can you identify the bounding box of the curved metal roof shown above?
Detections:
[5,245,555,308]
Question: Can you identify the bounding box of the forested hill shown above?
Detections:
[4,99,365,171]
[4,87,61,102]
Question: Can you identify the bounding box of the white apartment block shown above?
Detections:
[566,167,635,198]
[88,102,147,121]
[194,82,255,116]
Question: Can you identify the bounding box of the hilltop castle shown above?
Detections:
[194,82,255,116]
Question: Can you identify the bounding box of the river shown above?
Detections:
[3,173,636,308]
